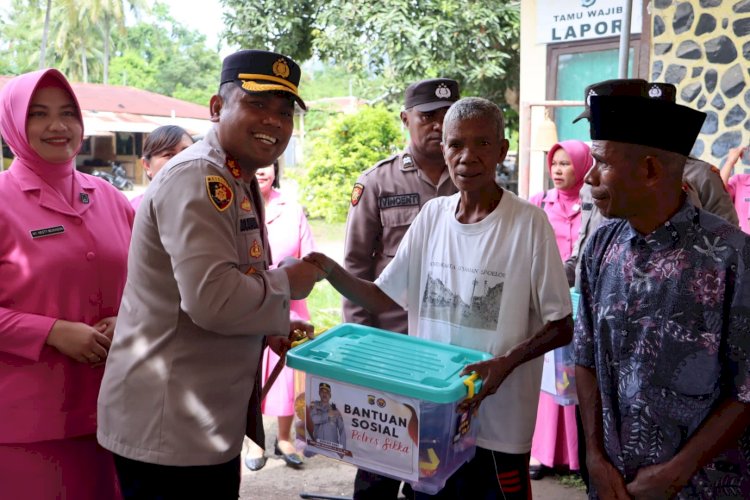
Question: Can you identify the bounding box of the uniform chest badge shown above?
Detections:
[241,197,253,212]
[249,239,262,259]
[225,156,242,179]
[351,183,365,207]
[206,175,234,212]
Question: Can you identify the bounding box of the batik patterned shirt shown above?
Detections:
[575,201,750,498]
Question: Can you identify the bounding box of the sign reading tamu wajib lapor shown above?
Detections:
[537,0,643,44]
[304,376,421,481]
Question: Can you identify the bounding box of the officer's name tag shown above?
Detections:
[378,193,419,209]
[30,225,65,238]
[582,202,593,211]
[240,217,259,232]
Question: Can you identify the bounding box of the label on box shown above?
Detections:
[305,376,421,481]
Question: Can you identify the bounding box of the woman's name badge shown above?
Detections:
[30,225,65,238]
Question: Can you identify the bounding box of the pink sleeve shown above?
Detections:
[289,204,314,322]
[528,191,545,208]
[727,176,739,201]
[0,307,56,361]
[297,206,316,256]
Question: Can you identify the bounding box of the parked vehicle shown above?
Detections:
[91,161,134,191]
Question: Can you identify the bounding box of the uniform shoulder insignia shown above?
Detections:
[351,183,365,207]
[402,154,413,167]
[206,175,233,212]
[225,155,242,179]
[367,153,400,172]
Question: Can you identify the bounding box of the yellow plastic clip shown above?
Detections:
[463,372,480,399]
[290,328,327,348]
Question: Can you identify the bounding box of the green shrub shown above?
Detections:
[300,105,402,222]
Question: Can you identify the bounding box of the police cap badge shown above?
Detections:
[572,78,648,124]
[404,78,460,112]
[220,49,306,110]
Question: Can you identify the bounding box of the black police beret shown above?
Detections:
[589,95,706,156]
[220,49,306,110]
[404,78,460,112]
[572,78,648,123]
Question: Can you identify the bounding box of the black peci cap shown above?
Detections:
[404,78,460,112]
[572,78,648,123]
[220,49,306,110]
[589,95,706,156]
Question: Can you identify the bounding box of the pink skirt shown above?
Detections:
[0,434,120,499]
[530,392,579,470]
[260,346,295,417]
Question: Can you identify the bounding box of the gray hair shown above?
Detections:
[443,97,506,142]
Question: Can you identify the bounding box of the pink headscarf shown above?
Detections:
[0,69,83,184]
[546,139,592,195]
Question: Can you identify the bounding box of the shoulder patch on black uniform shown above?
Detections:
[351,183,365,206]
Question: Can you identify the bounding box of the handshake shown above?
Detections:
[277,252,337,300]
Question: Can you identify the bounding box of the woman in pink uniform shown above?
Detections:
[720,145,750,234]
[0,69,133,499]
[130,125,194,211]
[528,139,591,479]
[245,160,315,471]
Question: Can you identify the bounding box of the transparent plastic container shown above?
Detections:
[286,323,492,494]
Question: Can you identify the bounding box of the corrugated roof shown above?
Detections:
[0,76,209,119]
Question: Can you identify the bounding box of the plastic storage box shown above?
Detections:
[286,323,492,494]
[540,289,580,405]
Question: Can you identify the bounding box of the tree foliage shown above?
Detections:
[0,1,220,106]
[221,0,520,115]
[299,105,402,222]
[108,3,221,105]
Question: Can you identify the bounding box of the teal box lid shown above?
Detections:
[287,323,492,404]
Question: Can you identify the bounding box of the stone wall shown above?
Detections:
[651,0,750,166]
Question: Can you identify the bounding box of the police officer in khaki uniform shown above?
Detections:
[343,78,460,332]
[342,78,459,499]
[97,50,322,500]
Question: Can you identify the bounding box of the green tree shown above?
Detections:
[221,0,520,121]
[299,105,402,222]
[107,2,220,105]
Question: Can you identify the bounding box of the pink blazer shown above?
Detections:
[529,189,582,262]
[0,164,133,443]
[728,174,750,234]
[265,189,315,321]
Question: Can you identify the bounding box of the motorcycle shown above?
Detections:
[90,161,134,191]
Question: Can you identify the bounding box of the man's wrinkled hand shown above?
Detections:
[587,452,631,500]
[457,356,514,413]
[279,257,325,299]
[302,252,335,280]
[626,461,688,500]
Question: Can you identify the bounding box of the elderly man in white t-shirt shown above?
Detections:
[305,97,573,499]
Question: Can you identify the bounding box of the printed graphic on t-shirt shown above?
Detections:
[420,262,504,331]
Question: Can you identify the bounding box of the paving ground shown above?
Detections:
[238,417,587,500]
